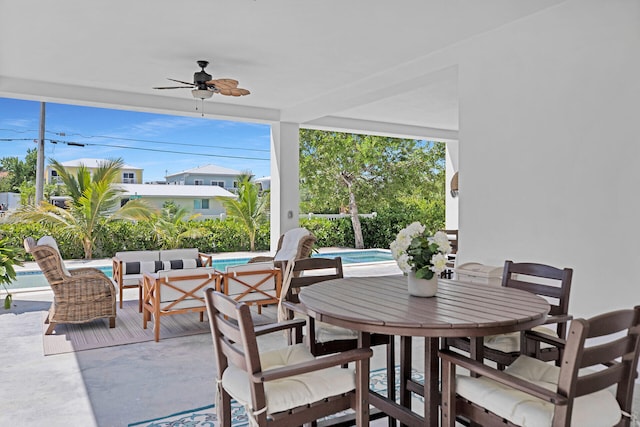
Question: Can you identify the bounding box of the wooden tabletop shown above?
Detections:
[298,275,550,338]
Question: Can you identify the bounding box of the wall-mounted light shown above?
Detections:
[450,171,459,197]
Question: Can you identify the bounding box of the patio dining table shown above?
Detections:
[298,275,550,426]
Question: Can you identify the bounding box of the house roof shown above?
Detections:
[56,158,142,170]
[118,183,235,198]
[165,164,244,178]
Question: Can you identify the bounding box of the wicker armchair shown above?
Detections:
[24,236,116,335]
[248,227,316,268]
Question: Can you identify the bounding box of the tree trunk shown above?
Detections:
[83,237,92,259]
[349,190,364,249]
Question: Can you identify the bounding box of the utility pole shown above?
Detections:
[35,102,46,204]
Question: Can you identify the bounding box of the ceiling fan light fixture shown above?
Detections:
[192,89,213,99]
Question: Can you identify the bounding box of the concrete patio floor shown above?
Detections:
[1,259,638,426]
[1,260,407,427]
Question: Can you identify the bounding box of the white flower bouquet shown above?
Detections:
[390,222,452,280]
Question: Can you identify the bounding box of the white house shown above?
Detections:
[46,158,143,185]
[118,183,235,220]
[165,164,248,193]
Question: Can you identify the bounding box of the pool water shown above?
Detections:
[11,249,393,290]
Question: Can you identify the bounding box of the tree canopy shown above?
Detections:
[299,129,446,247]
[0,148,37,193]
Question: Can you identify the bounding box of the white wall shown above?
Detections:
[457,0,640,319]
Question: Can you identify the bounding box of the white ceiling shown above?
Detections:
[0,0,565,140]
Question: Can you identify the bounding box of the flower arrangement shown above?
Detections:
[390,222,451,280]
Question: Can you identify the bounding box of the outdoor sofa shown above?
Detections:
[112,248,212,309]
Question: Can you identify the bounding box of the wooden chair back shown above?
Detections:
[286,256,344,304]
[558,306,640,424]
[502,260,573,339]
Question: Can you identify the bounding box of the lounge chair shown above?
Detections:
[24,236,116,334]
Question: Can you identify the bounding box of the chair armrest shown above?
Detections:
[438,349,568,405]
[281,300,308,316]
[524,329,566,348]
[543,314,573,325]
[252,348,373,383]
[254,318,306,337]
[198,252,213,267]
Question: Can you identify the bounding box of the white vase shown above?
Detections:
[407,270,438,297]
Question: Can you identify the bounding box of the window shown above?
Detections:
[194,199,210,210]
[194,179,204,186]
[122,172,135,183]
[211,181,225,187]
[50,170,62,184]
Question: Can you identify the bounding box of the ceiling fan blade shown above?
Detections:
[167,78,195,86]
[207,78,239,89]
[218,88,251,96]
[153,86,194,89]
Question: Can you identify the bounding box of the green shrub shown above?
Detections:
[1,200,444,259]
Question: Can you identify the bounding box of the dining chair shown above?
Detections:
[278,257,396,426]
[24,236,116,334]
[445,260,573,369]
[439,305,640,427]
[204,288,372,427]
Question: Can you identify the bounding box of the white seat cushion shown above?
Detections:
[315,321,358,342]
[484,325,557,353]
[455,355,622,426]
[221,343,356,415]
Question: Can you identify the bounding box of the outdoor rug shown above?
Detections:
[128,366,425,427]
[42,300,275,356]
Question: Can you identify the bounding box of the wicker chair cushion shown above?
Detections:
[273,228,311,262]
[37,236,71,277]
[222,343,356,415]
[455,355,621,427]
[484,325,557,353]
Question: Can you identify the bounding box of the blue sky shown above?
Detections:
[0,97,272,182]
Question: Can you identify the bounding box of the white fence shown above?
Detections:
[301,212,377,220]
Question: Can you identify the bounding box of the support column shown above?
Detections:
[269,122,300,252]
[35,102,46,204]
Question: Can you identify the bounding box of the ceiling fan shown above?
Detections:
[153,60,250,99]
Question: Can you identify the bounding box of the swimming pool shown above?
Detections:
[11,249,393,290]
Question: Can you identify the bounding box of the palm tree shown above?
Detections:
[10,158,154,259]
[151,201,207,249]
[215,176,268,251]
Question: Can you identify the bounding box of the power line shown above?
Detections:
[47,139,269,161]
[0,127,270,153]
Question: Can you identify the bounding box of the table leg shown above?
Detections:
[400,336,412,415]
[356,331,371,427]
[423,337,439,427]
